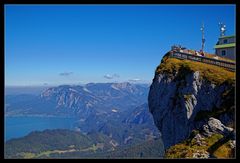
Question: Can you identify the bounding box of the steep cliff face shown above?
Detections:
[148,55,235,152]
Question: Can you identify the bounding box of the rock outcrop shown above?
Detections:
[202,117,233,137]
[148,55,235,151]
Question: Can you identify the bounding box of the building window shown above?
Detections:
[222,50,226,56]
[223,39,228,44]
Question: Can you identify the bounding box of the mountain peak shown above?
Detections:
[111,82,132,89]
[148,53,235,157]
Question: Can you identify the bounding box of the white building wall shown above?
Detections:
[216,47,235,60]
[219,37,235,44]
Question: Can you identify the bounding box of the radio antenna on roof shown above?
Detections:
[200,22,205,52]
[219,22,226,36]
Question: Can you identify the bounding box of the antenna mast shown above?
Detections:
[219,22,226,36]
[200,22,205,52]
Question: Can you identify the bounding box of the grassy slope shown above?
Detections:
[4,129,96,158]
[104,138,164,158]
[5,129,164,159]
[165,133,235,158]
[155,56,235,86]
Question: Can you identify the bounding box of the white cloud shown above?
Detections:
[104,73,120,80]
[128,78,141,82]
[59,72,73,76]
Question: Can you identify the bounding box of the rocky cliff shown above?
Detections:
[148,53,235,158]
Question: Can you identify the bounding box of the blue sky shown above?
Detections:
[5,5,235,86]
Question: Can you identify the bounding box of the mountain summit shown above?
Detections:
[148,53,235,158]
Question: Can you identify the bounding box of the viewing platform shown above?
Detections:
[168,46,235,71]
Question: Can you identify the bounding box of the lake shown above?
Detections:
[5,116,77,141]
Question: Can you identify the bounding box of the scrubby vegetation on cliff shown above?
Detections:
[155,56,235,86]
[165,132,235,158]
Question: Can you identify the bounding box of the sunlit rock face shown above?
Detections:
[148,61,234,149]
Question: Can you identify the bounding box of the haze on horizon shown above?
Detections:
[5,4,235,86]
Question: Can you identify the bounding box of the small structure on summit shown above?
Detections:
[200,22,205,53]
[168,23,235,71]
[214,23,236,60]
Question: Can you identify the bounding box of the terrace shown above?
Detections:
[169,46,235,71]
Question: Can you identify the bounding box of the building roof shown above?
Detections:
[214,43,235,49]
[219,35,235,39]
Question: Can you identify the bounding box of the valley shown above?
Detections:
[5,82,164,158]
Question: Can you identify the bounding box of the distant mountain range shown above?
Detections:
[5,82,162,157]
[6,82,149,117]
[123,103,155,125]
[5,86,50,95]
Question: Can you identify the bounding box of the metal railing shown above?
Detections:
[169,51,235,71]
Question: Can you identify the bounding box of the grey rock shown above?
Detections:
[193,134,206,146]
[148,68,234,149]
[229,140,235,149]
[202,117,233,137]
[192,150,209,158]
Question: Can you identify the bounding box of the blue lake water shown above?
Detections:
[5,116,77,142]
